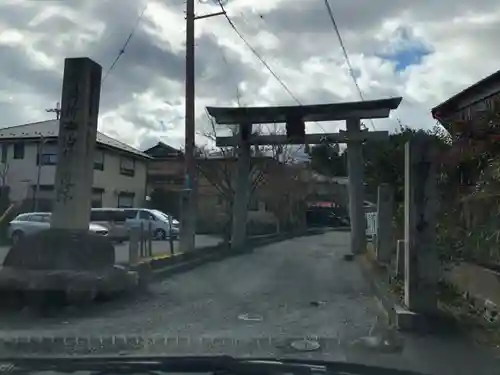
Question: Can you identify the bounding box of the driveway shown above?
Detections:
[0,232,497,374]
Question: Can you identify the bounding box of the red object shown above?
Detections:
[308,201,338,208]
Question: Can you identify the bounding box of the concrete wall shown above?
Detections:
[0,140,147,208]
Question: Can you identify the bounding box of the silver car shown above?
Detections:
[123,208,180,240]
[7,212,109,245]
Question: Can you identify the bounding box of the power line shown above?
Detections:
[217,41,242,107]
[323,0,374,130]
[102,2,149,83]
[215,1,300,104]
[215,0,326,134]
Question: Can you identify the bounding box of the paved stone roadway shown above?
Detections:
[0,232,498,375]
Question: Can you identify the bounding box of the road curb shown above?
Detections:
[357,252,431,332]
[357,251,462,333]
[357,252,398,327]
[133,228,330,282]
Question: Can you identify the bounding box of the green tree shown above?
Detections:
[309,143,347,177]
[309,125,451,203]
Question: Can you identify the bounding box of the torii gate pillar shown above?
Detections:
[231,124,251,249]
[208,97,402,254]
[346,118,366,255]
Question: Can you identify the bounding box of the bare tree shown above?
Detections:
[196,115,271,241]
[262,163,309,233]
[196,113,315,238]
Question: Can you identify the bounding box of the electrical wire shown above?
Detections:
[217,43,242,107]
[217,39,306,160]
[102,2,149,84]
[215,0,300,103]
[215,0,326,135]
[323,0,374,131]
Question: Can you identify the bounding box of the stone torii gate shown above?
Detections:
[207,97,402,254]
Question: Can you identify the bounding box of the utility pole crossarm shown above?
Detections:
[45,102,61,120]
[194,11,225,20]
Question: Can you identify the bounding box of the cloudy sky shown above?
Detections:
[0,0,499,152]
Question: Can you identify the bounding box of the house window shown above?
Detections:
[120,157,135,176]
[94,150,104,170]
[217,194,224,205]
[117,192,135,208]
[92,188,104,208]
[37,143,58,166]
[1,144,8,163]
[39,154,57,165]
[13,143,24,159]
[248,197,259,211]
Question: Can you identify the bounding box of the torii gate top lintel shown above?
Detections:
[206,97,402,125]
[215,97,403,253]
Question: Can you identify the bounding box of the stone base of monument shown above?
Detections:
[395,305,459,333]
[394,305,423,331]
[0,229,139,309]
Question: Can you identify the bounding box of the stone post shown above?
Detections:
[129,226,140,265]
[140,222,145,257]
[231,123,251,250]
[346,118,366,255]
[404,137,438,313]
[147,221,153,257]
[395,239,405,278]
[179,188,192,251]
[51,58,102,230]
[168,214,175,255]
[376,183,394,263]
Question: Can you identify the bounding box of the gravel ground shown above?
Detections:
[0,231,497,374]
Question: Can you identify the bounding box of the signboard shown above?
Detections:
[365,212,377,236]
[307,201,339,208]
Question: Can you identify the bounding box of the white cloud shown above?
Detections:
[0,0,499,151]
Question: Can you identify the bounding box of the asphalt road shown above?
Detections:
[0,232,498,374]
[0,234,223,265]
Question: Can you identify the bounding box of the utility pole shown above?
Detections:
[181,0,196,254]
[34,136,45,212]
[46,102,61,120]
[180,0,225,253]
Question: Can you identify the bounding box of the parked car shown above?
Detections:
[90,208,130,243]
[306,208,350,228]
[8,212,109,245]
[123,208,180,240]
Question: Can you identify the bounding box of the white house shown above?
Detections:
[0,120,151,209]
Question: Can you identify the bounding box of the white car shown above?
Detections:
[8,212,109,245]
[123,208,180,240]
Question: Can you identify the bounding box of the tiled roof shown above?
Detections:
[0,120,151,159]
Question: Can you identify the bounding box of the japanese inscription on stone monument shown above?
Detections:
[51,58,102,230]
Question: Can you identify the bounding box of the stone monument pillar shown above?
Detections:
[376,183,394,263]
[404,137,438,313]
[51,57,102,230]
